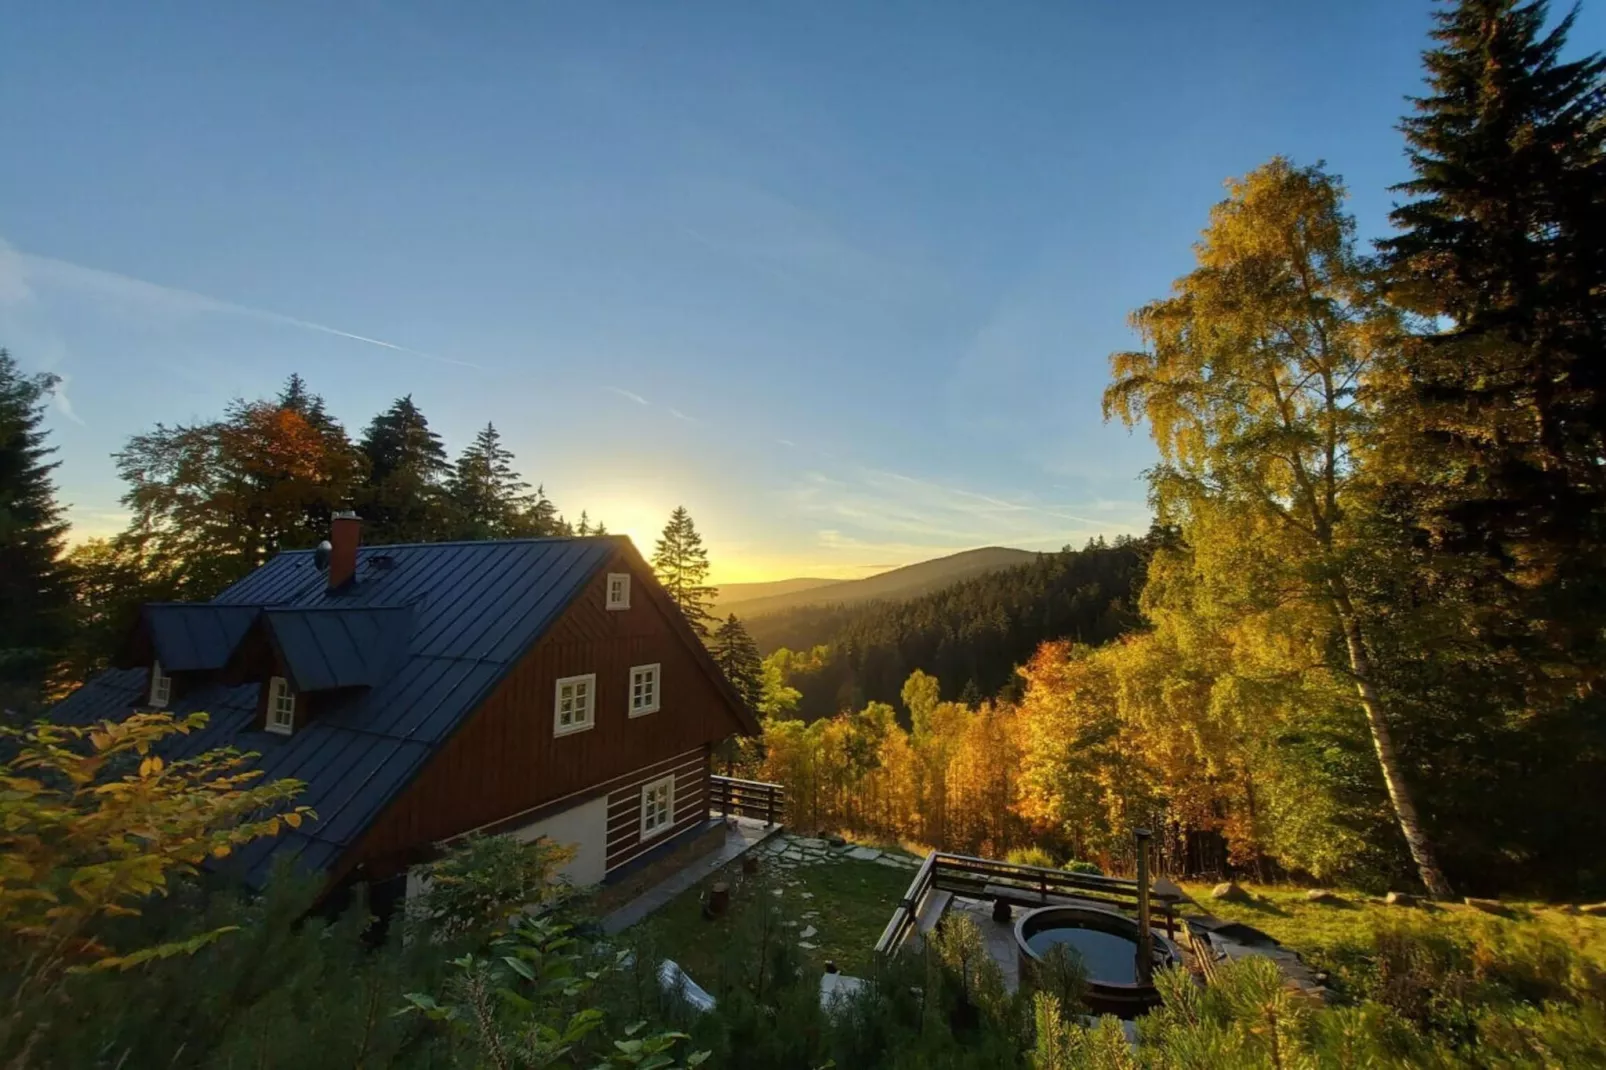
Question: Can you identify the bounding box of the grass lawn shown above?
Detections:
[627,845,919,984]
[1176,881,1606,1000]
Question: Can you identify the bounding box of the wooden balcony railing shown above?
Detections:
[708,775,785,827]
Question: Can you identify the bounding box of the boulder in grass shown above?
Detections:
[1464,897,1507,915]
[1384,891,1419,907]
[1305,889,1346,905]
[1212,882,1248,902]
[1151,877,1185,903]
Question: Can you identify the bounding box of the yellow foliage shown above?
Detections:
[0,711,314,1002]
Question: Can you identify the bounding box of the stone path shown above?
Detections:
[600,818,783,935]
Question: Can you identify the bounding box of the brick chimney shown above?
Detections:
[328,510,362,591]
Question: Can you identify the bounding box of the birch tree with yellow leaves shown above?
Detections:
[1104,159,1453,897]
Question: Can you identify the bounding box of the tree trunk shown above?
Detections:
[1330,583,1454,898]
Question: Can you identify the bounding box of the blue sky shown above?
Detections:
[7,2,1591,581]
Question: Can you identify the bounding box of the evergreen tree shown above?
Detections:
[358,394,451,544]
[510,483,563,537]
[651,506,717,637]
[1379,0,1606,667]
[0,349,72,700]
[711,614,764,710]
[444,423,538,539]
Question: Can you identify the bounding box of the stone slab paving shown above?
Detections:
[948,896,1024,992]
[614,829,928,969]
[601,818,784,935]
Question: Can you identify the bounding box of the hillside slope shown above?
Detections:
[760,538,1150,719]
[725,546,1038,619]
[711,577,842,614]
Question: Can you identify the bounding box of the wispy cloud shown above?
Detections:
[601,386,705,426]
[2,244,485,370]
[605,386,649,406]
[674,179,948,312]
[784,458,1148,564]
[52,371,84,426]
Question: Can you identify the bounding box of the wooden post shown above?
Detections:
[1135,827,1153,985]
[709,882,730,916]
[765,785,777,828]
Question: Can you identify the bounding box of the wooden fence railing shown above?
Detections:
[873,851,1177,958]
[874,852,938,956]
[708,775,785,827]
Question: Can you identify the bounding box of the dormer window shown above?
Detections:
[266,676,296,735]
[149,661,171,708]
[606,573,630,610]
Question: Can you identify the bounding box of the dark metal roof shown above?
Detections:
[141,604,261,672]
[263,605,415,692]
[51,537,622,888]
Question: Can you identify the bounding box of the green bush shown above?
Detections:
[1005,846,1059,869]
[1062,859,1103,876]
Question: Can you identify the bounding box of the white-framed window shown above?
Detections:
[554,673,596,736]
[266,676,296,735]
[628,663,660,717]
[149,660,171,708]
[640,774,675,839]
[606,573,631,610]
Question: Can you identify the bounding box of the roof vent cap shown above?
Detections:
[314,541,333,571]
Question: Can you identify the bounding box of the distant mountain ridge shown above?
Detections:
[749,538,1151,718]
[718,547,1039,619]
[711,577,842,614]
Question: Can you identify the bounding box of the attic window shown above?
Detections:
[554,674,596,736]
[606,573,630,610]
[149,661,171,708]
[266,676,296,735]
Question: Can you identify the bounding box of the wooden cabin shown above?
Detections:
[51,516,759,897]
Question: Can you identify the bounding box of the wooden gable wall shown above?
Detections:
[338,550,743,881]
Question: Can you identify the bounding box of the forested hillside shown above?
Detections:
[727,546,1038,618]
[749,1,1606,903]
[765,536,1149,719]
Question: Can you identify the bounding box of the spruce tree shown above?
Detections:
[513,484,563,537]
[1380,0,1606,664]
[276,372,336,432]
[651,506,717,637]
[569,510,608,537]
[0,349,73,699]
[358,395,450,544]
[445,423,538,539]
[711,614,764,710]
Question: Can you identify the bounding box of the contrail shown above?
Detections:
[605,386,650,405]
[9,248,486,371]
